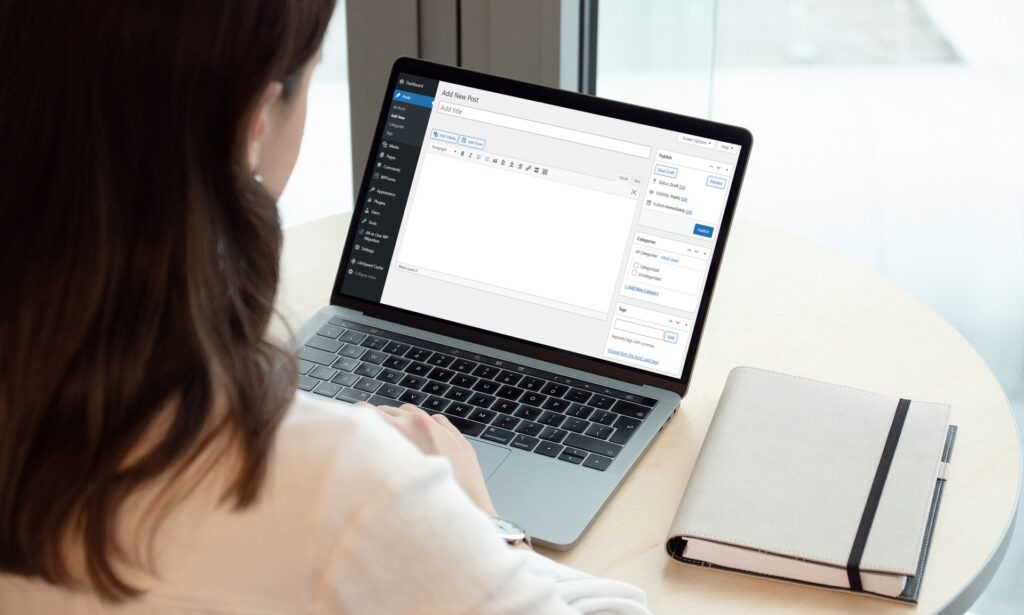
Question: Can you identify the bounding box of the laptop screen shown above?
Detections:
[337,71,742,379]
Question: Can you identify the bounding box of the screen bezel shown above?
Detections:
[329,57,752,398]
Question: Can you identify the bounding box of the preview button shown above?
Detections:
[706,176,726,189]
[693,224,714,238]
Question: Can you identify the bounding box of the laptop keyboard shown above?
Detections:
[296,317,659,472]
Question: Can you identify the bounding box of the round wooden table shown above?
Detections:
[277,213,1020,614]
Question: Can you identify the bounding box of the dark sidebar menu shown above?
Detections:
[339,73,438,302]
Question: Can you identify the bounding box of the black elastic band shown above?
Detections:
[847,398,911,592]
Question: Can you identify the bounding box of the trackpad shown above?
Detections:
[470,440,510,481]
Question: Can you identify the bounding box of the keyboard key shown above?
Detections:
[354,363,381,378]
[590,394,615,409]
[298,375,317,391]
[565,388,592,403]
[378,383,405,399]
[444,415,486,437]
[445,402,473,417]
[382,341,411,355]
[338,344,365,359]
[591,410,616,425]
[399,375,426,390]
[558,447,587,464]
[565,404,594,419]
[354,377,381,393]
[426,353,455,367]
[541,398,569,413]
[492,400,519,414]
[585,424,613,439]
[538,411,565,427]
[404,347,431,361]
[444,387,471,402]
[514,421,543,436]
[496,371,523,385]
[297,359,315,375]
[360,336,387,350]
[610,415,642,445]
[562,418,589,433]
[538,427,567,443]
[307,336,342,353]
[317,324,343,339]
[310,365,337,380]
[338,330,366,344]
[472,380,500,394]
[467,392,495,408]
[513,406,542,421]
[298,346,335,365]
[382,356,410,370]
[469,408,497,423]
[451,359,477,373]
[398,390,427,405]
[520,392,546,407]
[312,381,342,397]
[510,434,539,451]
[361,350,388,365]
[427,367,454,382]
[376,368,404,383]
[451,374,477,388]
[496,385,523,400]
[337,388,371,403]
[542,383,568,397]
[563,433,622,458]
[332,356,360,372]
[405,362,430,376]
[491,415,520,430]
[472,364,499,379]
[535,442,563,458]
[612,400,651,420]
[481,426,514,445]
[519,377,545,391]
[330,372,360,387]
[422,396,449,412]
[422,381,449,396]
[582,454,611,471]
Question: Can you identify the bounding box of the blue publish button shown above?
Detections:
[392,89,434,109]
[693,224,714,238]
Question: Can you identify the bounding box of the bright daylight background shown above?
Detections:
[279,3,1023,611]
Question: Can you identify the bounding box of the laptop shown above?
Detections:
[292,57,752,549]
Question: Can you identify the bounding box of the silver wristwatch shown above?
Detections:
[490,515,531,547]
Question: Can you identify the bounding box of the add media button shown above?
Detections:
[693,224,714,238]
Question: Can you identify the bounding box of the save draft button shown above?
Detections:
[693,224,714,238]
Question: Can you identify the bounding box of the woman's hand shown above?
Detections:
[357,402,496,515]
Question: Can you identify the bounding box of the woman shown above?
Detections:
[0,1,652,613]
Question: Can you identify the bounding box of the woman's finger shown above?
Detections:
[431,413,461,435]
[400,403,428,415]
[375,404,407,418]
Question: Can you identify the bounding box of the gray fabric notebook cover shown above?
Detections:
[666,366,955,603]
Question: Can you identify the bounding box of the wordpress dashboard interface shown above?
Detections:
[340,73,741,378]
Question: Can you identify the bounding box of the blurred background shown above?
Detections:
[280,3,1023,611]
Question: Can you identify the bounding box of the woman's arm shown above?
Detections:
[311,403,651,614]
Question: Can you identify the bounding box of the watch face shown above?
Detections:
[492,516,526,541]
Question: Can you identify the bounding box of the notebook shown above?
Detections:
[666,367,956,603]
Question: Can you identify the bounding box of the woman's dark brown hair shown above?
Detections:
[0,0,335,600]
